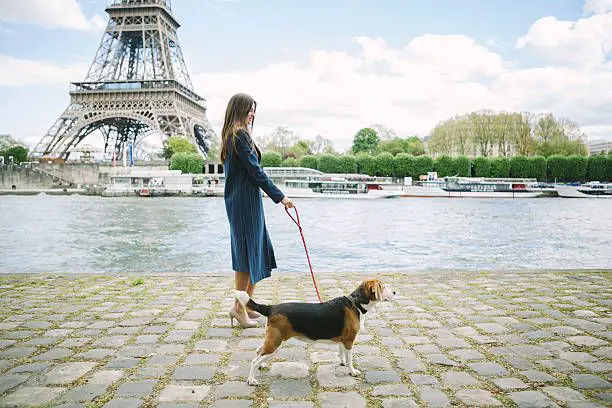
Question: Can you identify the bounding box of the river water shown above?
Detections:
[0,195,610,274]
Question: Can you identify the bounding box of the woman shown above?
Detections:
[221,93,293,328]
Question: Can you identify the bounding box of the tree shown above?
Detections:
[352,128,379,155]
[356,153,376,175]
[1,146,29,164]
[587,154,607,181]
[259,126,299,158]
[471,110,496,156]
[298,155,318,169]
[509,156,529,178]
[455,156,471,177]
[281,157,298,167]
[288,140,312,158]
[370,123,396,141]
[317,154,341,173]
[337,155,357,174]
[170,152,203,174]
[378,138,406,156]
[310,135,335,154]
[547,154,569,181]
[490,157,510,178]
[413,156,434,178]
[375,152,394,176]
[527,156,547,181]
[261,151,282,167]
[515,112,535,156]
[473,156,491,177]
[566,155,587,182]
[163,135,197,159]
[393,153,412,178]
[434,155,456,177]
[404,136,425,155]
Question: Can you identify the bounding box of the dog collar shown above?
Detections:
[347,296,368,315]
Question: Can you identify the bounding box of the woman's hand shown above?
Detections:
[281,196,294,208]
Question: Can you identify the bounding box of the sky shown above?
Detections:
[1,0,612,153]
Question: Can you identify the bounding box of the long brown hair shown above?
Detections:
[220,93,257,161]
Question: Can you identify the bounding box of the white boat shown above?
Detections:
[101,168,221,197]
[281,175,401,199]
[555,181,612,198]
[401,173,543,198]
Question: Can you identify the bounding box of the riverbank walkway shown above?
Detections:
[0,270,610,407]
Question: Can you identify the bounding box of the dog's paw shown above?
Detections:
[349,368,361,376]
[247,377,259,386]
[339,361,346,366]
[259,362,269,370]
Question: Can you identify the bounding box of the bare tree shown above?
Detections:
[310,134,335,154]
[370,123,396,141]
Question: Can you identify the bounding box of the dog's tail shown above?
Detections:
[235,291,270,317]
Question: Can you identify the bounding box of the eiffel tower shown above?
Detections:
[32,0,215,161]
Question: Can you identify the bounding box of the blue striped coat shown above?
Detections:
[223,129,285,284]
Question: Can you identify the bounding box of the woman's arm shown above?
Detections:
[234,130,285,203]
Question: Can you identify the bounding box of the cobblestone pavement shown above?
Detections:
[0,270,610,407]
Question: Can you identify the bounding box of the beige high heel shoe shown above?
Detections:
[229,308,258,329]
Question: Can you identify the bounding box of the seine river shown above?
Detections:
[0,195,610,274]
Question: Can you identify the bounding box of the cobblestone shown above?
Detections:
[0,270,609,407]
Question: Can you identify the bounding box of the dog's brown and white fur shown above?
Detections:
[235,278,394,385]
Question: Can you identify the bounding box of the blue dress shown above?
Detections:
[223,129,285,284]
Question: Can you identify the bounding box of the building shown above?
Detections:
[589,139,612,155]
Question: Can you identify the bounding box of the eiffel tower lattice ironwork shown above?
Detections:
[32,0,215,161]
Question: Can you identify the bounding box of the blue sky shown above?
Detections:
[1,0,611,153]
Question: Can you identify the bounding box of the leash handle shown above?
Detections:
[285,206,323,303]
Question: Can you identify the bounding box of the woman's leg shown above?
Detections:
[234,271,250,315]
[245,278,261,318]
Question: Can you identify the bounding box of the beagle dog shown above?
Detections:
[235,278,394,386]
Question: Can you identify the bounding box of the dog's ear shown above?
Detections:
[374,281,383,301]
[365,279,382,301]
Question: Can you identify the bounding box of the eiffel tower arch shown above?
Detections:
[32,0,215,161]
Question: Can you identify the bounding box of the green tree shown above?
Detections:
[337,155,357,174]
[356,153,376,175]
[298,155,318,169]
[170,152,203,174]
[586,154,607,181]
[414,156,434,178]
[317,154,341,173]
[607,154,612,181]
[455,156,471,177]
[566,155,587,182]
[1,146,29,164]
[378,138,406,155]
[352,128,380,155]
[473,156,491,177]
[489,157,510,178]
[281,157,298,167]
[375,152,394,176]
[527,156,547,181]
[434,155,456,177]
[163,135,197,159]
[509,155,529,178]
[288,140,312,158]
[261,151,282,167]
[547,154,569,181]
[404,136,425,155]
[394,153,412,178]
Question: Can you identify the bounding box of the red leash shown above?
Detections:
[285,206,323,303]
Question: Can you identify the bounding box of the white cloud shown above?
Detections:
[516,2,612,67]
[0,0,105,31]
[0,54,89,86]
[4,0,612,152]
[583,0,612,14]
